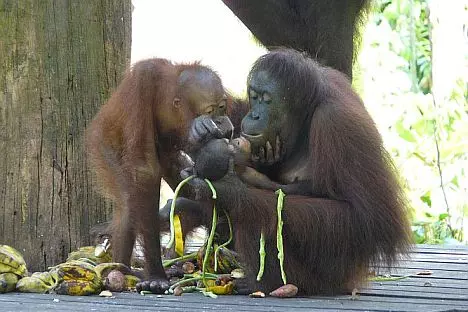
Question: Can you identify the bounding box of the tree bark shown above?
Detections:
[0,0,131,271]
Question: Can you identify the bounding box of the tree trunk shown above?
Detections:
[0,0,131,271]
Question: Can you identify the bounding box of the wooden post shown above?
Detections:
[0,0,131,271]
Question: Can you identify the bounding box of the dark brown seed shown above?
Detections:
[182,262,195,274]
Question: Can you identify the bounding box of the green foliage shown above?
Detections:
[357,0,468,244]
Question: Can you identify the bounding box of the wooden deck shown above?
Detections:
[1,244,467,312]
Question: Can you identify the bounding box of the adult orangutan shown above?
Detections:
[86,58,244,293]
[221,0,371,78]
[167,48,412,295]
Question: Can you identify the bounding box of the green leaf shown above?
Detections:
[395,120,417,142]
[438,213,449,221]
[413,119,435,136]
[420,193,432,207]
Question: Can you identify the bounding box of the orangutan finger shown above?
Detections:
[259,147,266,163]
[275,135,281,162]
[251,149,260,163]
[266,141,274,164]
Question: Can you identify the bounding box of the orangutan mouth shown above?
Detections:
[241,132,263,140]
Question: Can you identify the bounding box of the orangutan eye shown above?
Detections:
[249,89,258,100]
[262,93,272,103]
[219,98,227,109]
[204,106,214,115]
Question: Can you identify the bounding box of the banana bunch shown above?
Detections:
[50,260,102,296]
[0,245,28,293]
[16,271,61,293]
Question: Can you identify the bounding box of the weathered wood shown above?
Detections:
[1,245,467,311]
[0,0,131,271]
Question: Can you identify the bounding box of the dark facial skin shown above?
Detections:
[178,68,228,117]
[241,71,292,165]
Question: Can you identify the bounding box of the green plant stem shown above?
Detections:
[275,189,287,285]
[256,231,266,281]
[202,179,218,286]
[369,275,410,282]
[214,211,233,272]
[162,252,198,268]
[166,175,195,250]
[169,276,216,291]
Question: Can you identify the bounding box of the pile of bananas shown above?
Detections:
[0,245,29,293]
[16,271,61,294]
[1,239,140,296]
[18,260,140,296]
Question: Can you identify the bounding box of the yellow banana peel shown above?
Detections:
[94,262,131,280]
[205,282,234,295]
[0,272,19,293]
[54,280,102,296]
[124,274,141,289]
[0,245,28,277]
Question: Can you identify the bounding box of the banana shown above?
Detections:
[66,245,111,264]
[16,271,62,294]
[50,260,100,285]
[206,282,234,295]
[94,262,131,280]
[31,271,61,287]
[16,275,51,293]
[0,272,20,293]
[53,280,101,296]
[74,257,98,267]
[124,274,141,289]
[94,238,111,259]
[0,245,28,277]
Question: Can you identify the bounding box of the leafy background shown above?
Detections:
[356,0,468,244]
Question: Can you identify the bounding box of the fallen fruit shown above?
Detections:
[105,270,126,292]
[269,284,298,298]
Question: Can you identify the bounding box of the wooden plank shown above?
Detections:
[0,245,467,311]
[373,268,468,280]
[1,292,468,312]
[415,244,468,251]
[412,247,468,255]
[408,254,468,263]
[360,285,468,300]
[389,260,468,271]
[369,277,468,289]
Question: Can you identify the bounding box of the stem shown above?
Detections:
[256,231,266,281]
[214,211,233,272]
[167,175,195,250]
[169,276,216,291]
[162,252,197,268]
[202,179,218,286]
[275,189,287,285]
[427,5,451,226]
[409,0,419,92]
[204,178,218,200]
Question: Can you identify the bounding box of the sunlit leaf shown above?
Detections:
[438,213,449,221]
[420,193,432,207]
[395,120,417,142]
